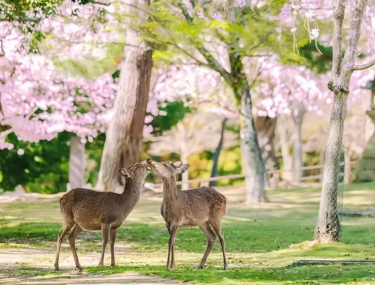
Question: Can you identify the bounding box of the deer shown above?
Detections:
[146,159,228,270]
[54,159,152,271]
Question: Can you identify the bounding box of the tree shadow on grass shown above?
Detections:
[86,263,375,284]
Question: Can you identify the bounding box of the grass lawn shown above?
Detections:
[0,182,375,284]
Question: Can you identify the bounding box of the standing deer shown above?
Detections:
[146,159,228,270]
[54,160,151,271]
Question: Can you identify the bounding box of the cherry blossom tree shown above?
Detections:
[272,0,375,242]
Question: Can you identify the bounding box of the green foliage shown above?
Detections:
[150,101,191,135]
[0,131,105,193]
[299,42,333,74]
[0,132,71,193]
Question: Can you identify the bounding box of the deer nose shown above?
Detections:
[146,158,151,164]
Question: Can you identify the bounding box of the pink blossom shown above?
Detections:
[187,2,195,18]
[237,0,246,8]
[212,13,222,22]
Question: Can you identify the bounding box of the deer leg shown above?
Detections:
[54,221,74,271]
[167,225,178,270]
[99,224,110,267]
[211,221,228,270]
[166,225,176,269]
[110,229,117,267]
[197,222,216,269]
[68,224,83,270]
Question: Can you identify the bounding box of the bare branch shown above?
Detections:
[353,58,375,71]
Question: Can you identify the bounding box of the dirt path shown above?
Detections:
[0,247,180,285]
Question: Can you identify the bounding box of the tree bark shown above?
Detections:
[96,0,152,192]
[68,136,86,190]
[209,118,227,187]
[238,83,267,204]
[315,92,348,242]
[315,0,369,243]
[119,67,158,177]
[255,116,277,172]
[291,100,305,183]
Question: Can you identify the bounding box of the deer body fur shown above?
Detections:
[54,161,150,271]
[148,160,228,270]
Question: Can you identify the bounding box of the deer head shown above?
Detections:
[146,159,190,178]
[119,159,152,182]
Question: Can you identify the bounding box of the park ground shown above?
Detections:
[0,183,375,284]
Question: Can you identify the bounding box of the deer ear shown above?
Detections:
[176,164,190,174]
[173,161,183,167]
[119,168,131,178]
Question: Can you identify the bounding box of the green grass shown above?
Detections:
[1,182,375,284]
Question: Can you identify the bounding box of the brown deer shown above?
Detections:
[54,160,151,271]
[146,159,228,270]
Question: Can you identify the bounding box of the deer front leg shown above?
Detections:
[99,224,110,267]
[68,224,83,270]
[110,229,117,267]
[167,225,178,270]
[54,221,74,271]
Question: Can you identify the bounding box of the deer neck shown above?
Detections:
[121,178,143,205]
[162,175,178,201]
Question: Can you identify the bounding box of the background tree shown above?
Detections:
[273,0,375,242]
[148,112,237,189]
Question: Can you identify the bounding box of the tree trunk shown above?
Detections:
[277,115,294,181]
[209,118,227,187]
[238,84,267,204]
[119,67,159,177]
[315,91,348,242]
[96,0,152,192]
[180,151,189,190]
[255,116,277,172]
[291,101,305,183]
[68,136,86,190]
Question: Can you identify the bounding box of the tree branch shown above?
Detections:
[176,2,232,84]
[331,0,345,81]
[353,58,375,70]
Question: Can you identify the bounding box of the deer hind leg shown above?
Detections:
[54,220,74,271]
[99,224,110,267]
[210,220,228,270]
[68,224,83,270]
[197,222,216,269]
[167,225,178,270]
[109,229,117,267]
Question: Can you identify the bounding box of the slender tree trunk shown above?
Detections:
[291,101,305,183]
[209,118,227,187]
[68,136,86,190]
[255,116,277,172]
[315,91,348,242]
[238,84,267,204]
[96,0,152,191]
[315,0,369,242]
[277,115,294,181]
